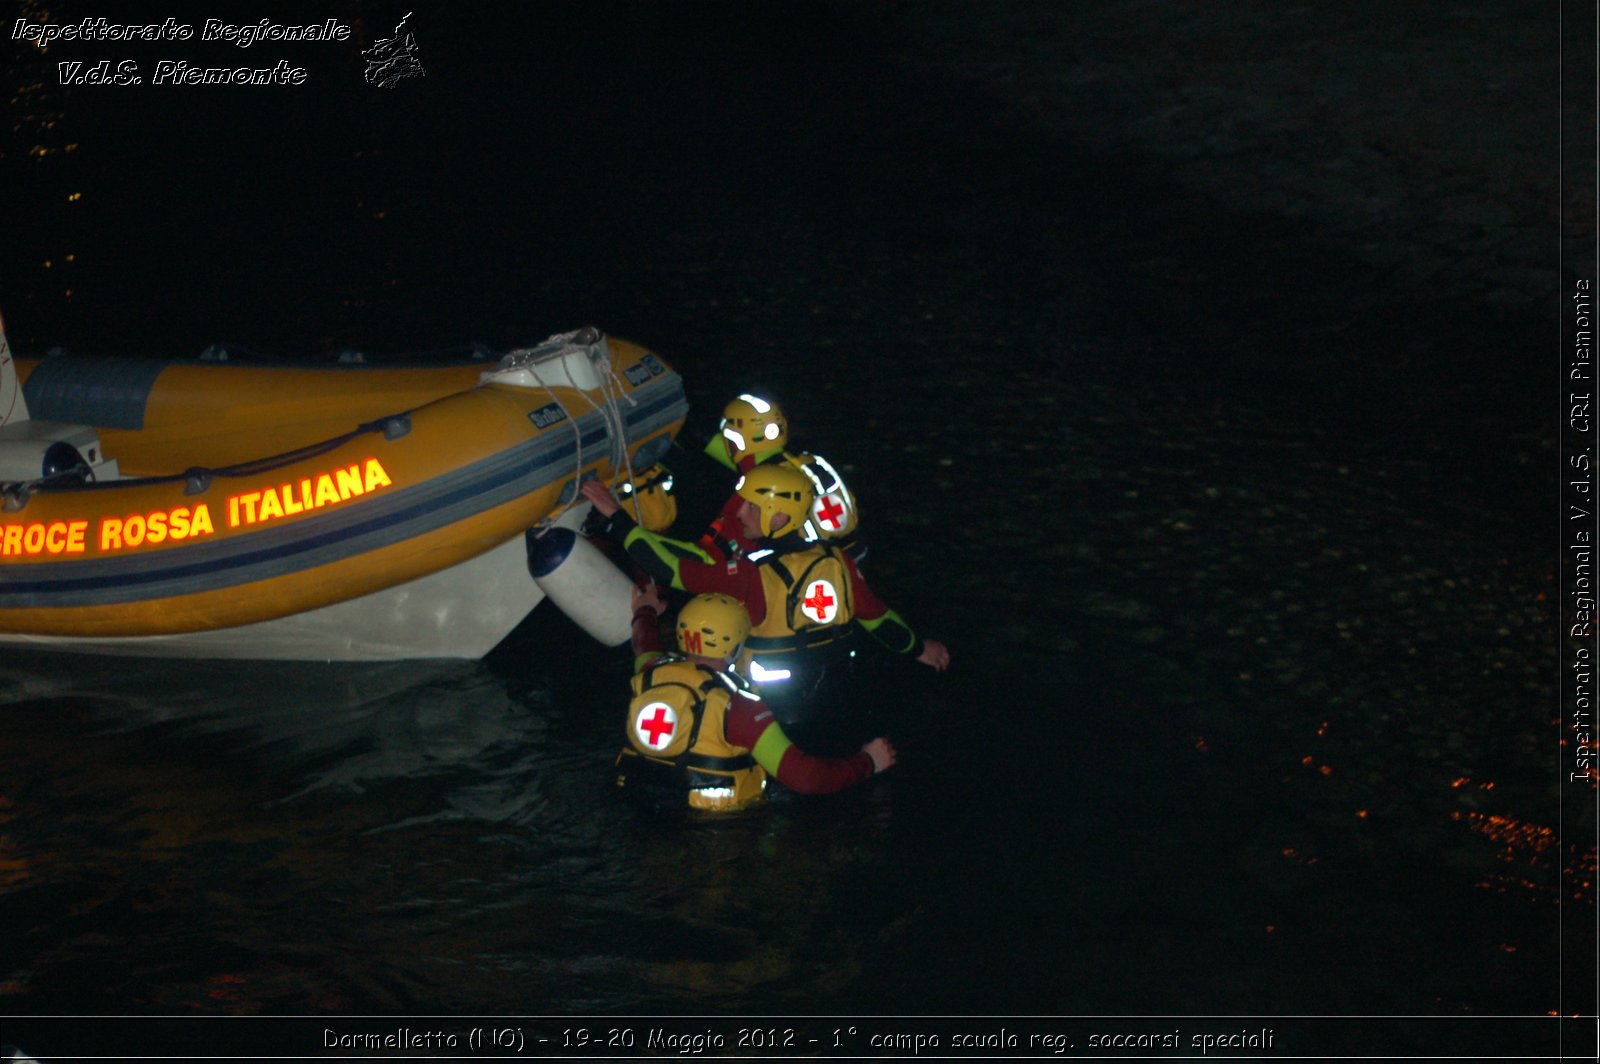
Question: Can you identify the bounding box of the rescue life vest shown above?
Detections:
[618,463,677,533]
[615,655,767,812]
[738,544,856,685]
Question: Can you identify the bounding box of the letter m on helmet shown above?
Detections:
[682,628,703,654]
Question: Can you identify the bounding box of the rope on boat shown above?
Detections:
[546,337,643,527]
[532,374,585,527]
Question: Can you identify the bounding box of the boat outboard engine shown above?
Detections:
[41,440,92,483]
[0,310,26,430]
[526,502,635,646]
[0,313,120,485]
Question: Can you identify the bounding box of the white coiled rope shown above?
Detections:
[504,329,642,530]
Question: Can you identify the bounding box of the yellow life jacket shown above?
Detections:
[738,545,856,681]
[618,463,677,533]
[784,452,858,544]
[615,655,767,812]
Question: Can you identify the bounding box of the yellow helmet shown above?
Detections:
[719,394,788,463]
[735,462,815,539]
[676,593,751,659]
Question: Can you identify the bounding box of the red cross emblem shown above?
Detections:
[814,493,846,530]
[801,580,838,623]
[634,701,678,749]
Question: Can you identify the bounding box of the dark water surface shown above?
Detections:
[1,2,1592,1059]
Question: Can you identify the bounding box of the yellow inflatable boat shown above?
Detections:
[0,317,685,660]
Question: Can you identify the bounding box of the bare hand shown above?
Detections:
[579,478,619,517]
[632,581,665,615]
[917,639,950,672]
[862,737,896,773]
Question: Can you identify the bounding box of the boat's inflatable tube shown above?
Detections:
[526,514,633,647]
[0,328,687,656]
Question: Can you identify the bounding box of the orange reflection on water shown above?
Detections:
[1452,810,1596,907]
[0,793,29,889]
[1454,812,1556,854]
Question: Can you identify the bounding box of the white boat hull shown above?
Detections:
[0,534,544,661]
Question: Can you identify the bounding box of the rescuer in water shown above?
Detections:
[698,393,862,565]
[616,582,895,813]
[580,464,948,748]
